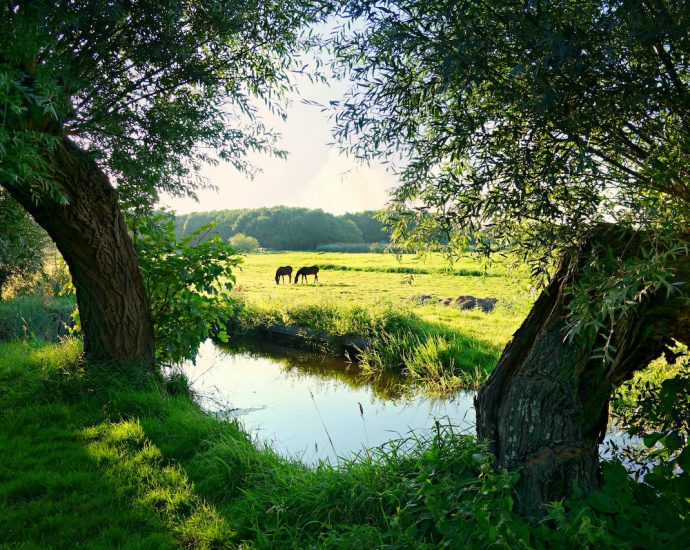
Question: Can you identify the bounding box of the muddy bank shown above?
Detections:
[225,317,370,359]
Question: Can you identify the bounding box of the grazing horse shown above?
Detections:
[294,265,319,283]
[275,266,293,284]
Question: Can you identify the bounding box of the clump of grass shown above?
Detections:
[358,327,495,393]
[0,295,76,342]
[318,262,496,276]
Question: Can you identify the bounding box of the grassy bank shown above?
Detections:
[227,252,530,392]
[2,339,686,548]
[232,300,505,391]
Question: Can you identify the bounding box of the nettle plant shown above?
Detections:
[131,213,240,365]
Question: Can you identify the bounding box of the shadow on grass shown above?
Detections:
[0,341,232,549]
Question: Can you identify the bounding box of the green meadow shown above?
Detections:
[229,252,533,391]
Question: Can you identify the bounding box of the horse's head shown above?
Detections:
[275,274,280,284]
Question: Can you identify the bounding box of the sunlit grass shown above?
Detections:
[227,252,532,391]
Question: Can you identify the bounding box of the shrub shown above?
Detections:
[228,233,260,252]
[132,213,241,365]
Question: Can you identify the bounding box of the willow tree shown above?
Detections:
[0,1,321,366]
[331,0,690,517]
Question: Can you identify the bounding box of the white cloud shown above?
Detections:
[296,150,397,214]
[158,69,399,216]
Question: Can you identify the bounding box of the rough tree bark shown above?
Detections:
[2,138,155,367]
[476,226,690,520]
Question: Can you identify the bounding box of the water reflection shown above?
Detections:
[180,340,475,464]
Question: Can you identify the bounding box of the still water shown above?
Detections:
[180,340,475,464]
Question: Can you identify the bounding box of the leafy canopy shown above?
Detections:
[1,1,324,206]
[330,0,690,269]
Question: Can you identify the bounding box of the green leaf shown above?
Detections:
[643,432,663,448]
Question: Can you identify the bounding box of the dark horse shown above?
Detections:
[294,265,319,283]
[275,266,293,284]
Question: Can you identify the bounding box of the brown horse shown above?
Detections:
[294,265,319,283]
[275,266,293,284]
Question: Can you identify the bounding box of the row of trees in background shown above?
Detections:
[174,207,390,251]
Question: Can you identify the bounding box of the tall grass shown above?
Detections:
[319,262,496,276]
[0,295,76,342]
[230,298,505,392]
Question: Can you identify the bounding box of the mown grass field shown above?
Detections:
[229,252,534,390]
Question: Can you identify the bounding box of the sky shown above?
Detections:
[158,73,399,216]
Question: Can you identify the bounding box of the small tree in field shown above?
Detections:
[228,233,260,252]
[331,0,690,517]
[0,1,322,367]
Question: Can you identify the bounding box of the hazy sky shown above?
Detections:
[158,73,399,216]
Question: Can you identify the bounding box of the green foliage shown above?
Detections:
[177,206,372,250]
[3,339,688,548]
[331,1,690,270]
[0,191,47,297]
[0,295,75,341]
[132,214,241,365]
[340,210,390,243]
[227,232,260,252]
[535,461,689,548]
[1,1,326,207]
[234,299,499,392]
[613,350,690,508]
[565,234,688,362]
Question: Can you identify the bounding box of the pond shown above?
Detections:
[179,340,641,468]
[179,339,476,464]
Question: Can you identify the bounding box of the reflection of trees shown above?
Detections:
[215,339,412,401]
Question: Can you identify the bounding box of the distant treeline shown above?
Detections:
[174,207,391,250]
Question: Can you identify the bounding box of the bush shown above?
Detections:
[367,242,388,253]
[132,213,241,365]
[228,233,260,252]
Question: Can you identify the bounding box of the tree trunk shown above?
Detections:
[476,227,690,520]
[2,138,155,367]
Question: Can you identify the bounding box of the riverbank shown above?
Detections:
[228,299,508,392]
[1,338,686,548]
